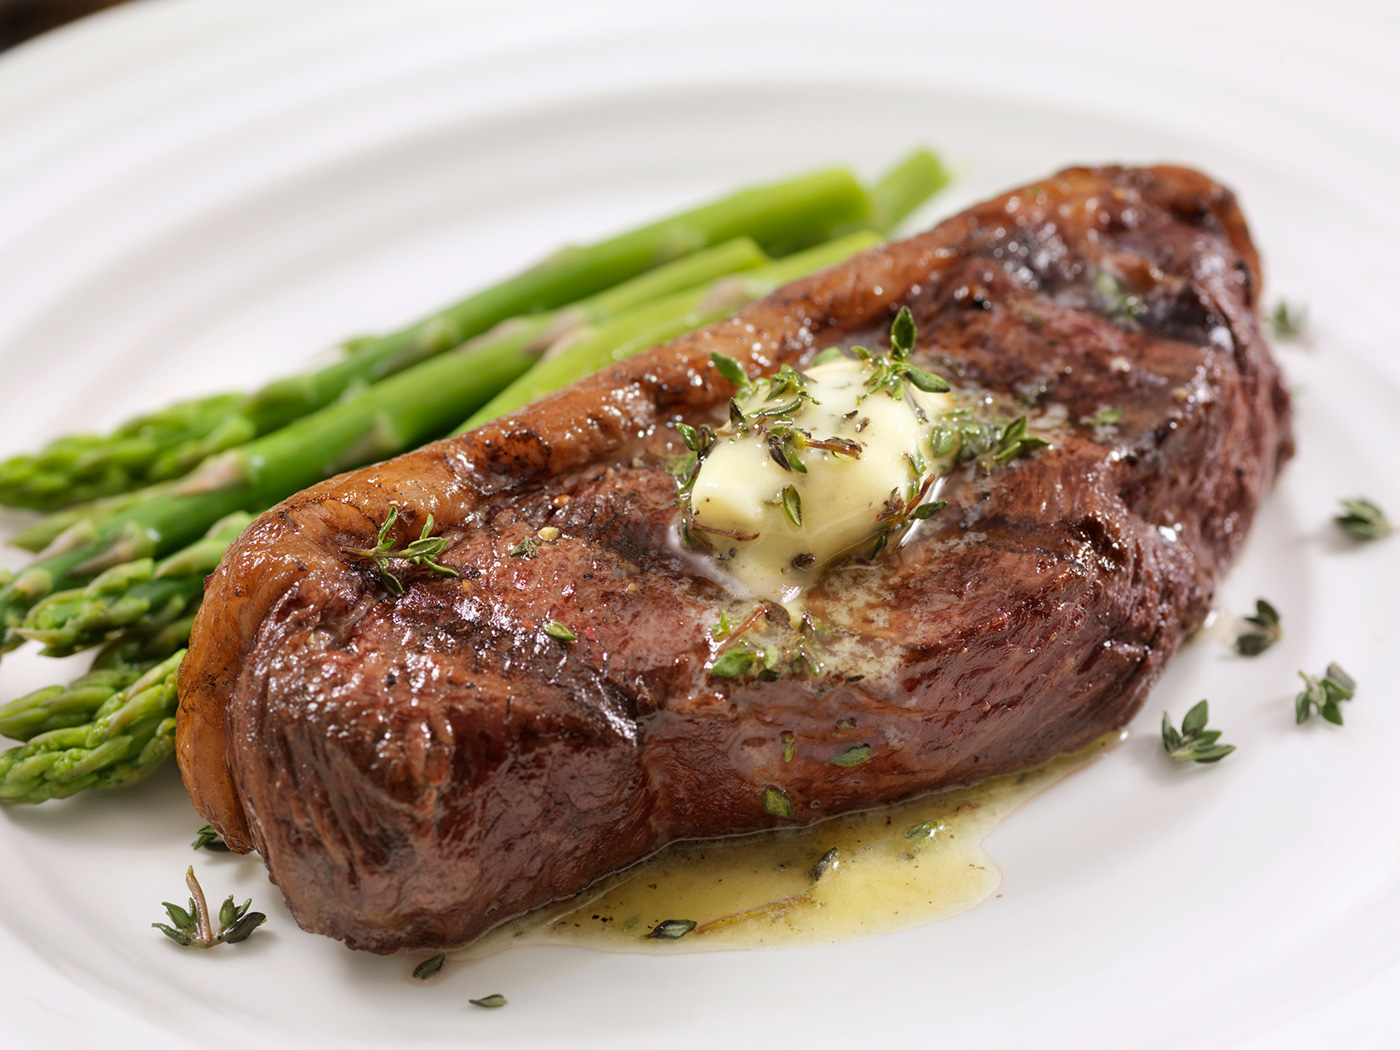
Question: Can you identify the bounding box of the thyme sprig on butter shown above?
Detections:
[153,866,266,948]
[1335,497,1391,541]
[854,306,950,404]
[1161,700,1235,764]
[346,505,458,594]
[1295,663,1356,725]
[1233,599,1282,657]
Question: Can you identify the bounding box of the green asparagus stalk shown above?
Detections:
[0,666,146,742]
[8,483,172,555]
[868,148,951,233]
[0,395,247,512]
[0,652,182,803]
[15,513,254,658]
[6,238,768,557]
[0,168,867,511]
[0,333,537,651]
[457,231,882,431]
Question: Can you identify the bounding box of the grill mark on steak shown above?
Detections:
[177,165,1292,952]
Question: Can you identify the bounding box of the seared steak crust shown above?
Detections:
[177,165,1292,952]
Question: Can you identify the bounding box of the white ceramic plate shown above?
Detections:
[1,2,1398,1048]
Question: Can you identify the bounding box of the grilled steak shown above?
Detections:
[177,165,1293,953]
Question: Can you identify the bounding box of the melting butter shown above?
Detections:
[688,357,954,615]
[468,732,1123,957]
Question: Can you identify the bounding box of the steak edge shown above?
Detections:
[177,164,1293,952]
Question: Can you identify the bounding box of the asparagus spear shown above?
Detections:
[868,148,951,233]
[0,329,538,651]
[0,666,145,742]
[5,237,768,557]
[0,168,867,511]
[0,395,248,512]
[0,232,879,801]
[9,484,172,555]
[15,513,253,658]
[457,231,882,431]
[0,652,182,803]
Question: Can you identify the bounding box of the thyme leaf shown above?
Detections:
[830,743,872,767]
[645,919,698,940]
[709,647,757,678]
[1161,700,1236,763]
[710,352,752,390]
[508,537,538,558]
[543,621,577,643]
[1269,300,1308,340]
[780,485,802,527]
[191,824,229,852]
[1335,497,1392,541]
[469,993,508,1008]
[811,847,840,881]
[1088,407,1123,427]
[991,416,1050,465]
[413,953,446,980]
[1233,598,1282,657]
[1295,663,1356,725]
[763,786,794,818]
[710,611,734,640]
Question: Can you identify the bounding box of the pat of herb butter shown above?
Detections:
[683,309,954,616]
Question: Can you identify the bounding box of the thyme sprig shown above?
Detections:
[1233,599,1282,657]
[853,306,950,403]
[346,505,458,594]
[153,866,266,948]
[1335,497,1392,541]
[1295,663,1356,725]
[1161,700,1235,764]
